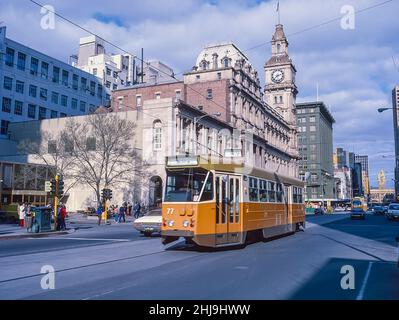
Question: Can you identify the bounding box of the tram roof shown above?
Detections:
[165,156,304,187]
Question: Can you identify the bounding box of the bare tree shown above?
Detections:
[18,131,77,202]
[63,113,142,204]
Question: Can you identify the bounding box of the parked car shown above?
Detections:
[133,209,162,237]
[386,203,399,220]
[372,206,386,216]
[314,207,325,215]
[334,207,345,212]
[350,208,366,220]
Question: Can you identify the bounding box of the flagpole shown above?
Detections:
[277,1,281,25]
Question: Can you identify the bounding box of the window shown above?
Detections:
[30,57,39,75]
[81,77,87,91]
[28,104,36,119]
[39,107,47,120]
[17,52,26,70]
[90,81,96,95]
[112,84,118,90]
[309,116,316,123]
[293,187,303,204]
[136,95,142,107]
[29,85,37,98]
[97,85,103,99]
[2,97,12,113]
[71,98,78,109]
[50,110,58,118]
[15,81,24,94]
[0,120,10,135]
[48,140,57,153]
[309,108,315,113]
[93,68,98,75]
[217,72,222,80]
[60,112,67,118]
[153,120,162,151]
[279,96,283,103]
[51,92,59,104]
[113,71,118,79]
[5,48,15,67]
[310,126,316,132]
[200,60,208,70]
[259,179,268,202]
[53,66,60,83]
[155,93,161,100]
[61,95,68,107]
[105,81,111,89]
[3,76,12,90]
[276,183,283,203]
[175,90,181,100]
[106,68,111,76]
[80,101,86,112]
[274,96,278,104]
[222,57,230,68]
[86,137,96,151]
[14,100,23,115]
[207,89,213,100]
[72,74,79,90]
[40,88,48,101]
[41,62,49,78]
[62,70,69,86]
[249,177,259,202]
[268,181,276,203]
[301,126,307,132]
[196,75,200,81]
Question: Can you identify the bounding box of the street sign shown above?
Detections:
[44,181,52,192]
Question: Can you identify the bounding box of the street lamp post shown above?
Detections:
[0,179,3,211]
[192,112,221,155]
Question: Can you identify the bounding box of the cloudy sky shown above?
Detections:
[1,0,399,187]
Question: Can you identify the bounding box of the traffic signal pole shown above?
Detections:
[54,175,59,230]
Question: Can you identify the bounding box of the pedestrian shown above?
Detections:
[59,205,67,231]
[113,205,119,223]
[118,205,126,223]
[56,203,62,231]
[97,206,103,226]
[18,203,25,228]
[133,201,141,219]
[127,202,132,216]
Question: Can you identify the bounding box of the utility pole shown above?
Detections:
[53,175,59,230]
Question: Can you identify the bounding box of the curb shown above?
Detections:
[0,228,76,240]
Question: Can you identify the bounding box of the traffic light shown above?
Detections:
[101,189,113,200]
[50,179,57,196]
[108,189,113,200]
[58,179,64,198]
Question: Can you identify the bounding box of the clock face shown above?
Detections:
[271,69,284,83]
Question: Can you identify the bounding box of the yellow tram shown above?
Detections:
[161,156,305,248]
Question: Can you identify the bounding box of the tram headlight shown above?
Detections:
[183,220,190,228]
[168,220,174,227]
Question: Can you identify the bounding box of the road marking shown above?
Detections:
[356,261,374,300]
[31,237,131,242]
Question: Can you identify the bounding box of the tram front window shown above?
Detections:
[165,169,213,202]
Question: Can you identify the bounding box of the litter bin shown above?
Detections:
[31,207,52,233]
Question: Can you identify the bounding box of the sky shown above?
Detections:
[1,0,399,188]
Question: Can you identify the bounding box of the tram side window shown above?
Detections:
[268,181,276,203]
[259,180,268,202]
[297,187,303,203]
[293,187,303,203]
[276,183,283,203]
[249,177,259,202]
[200,173,214,201]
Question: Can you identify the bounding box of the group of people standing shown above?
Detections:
[97,201,142,226]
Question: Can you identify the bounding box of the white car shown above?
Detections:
[133,209,162,236]
[386,203,399,220]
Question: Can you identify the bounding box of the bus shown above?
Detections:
[161,156,305,248]
[351,196,368,212]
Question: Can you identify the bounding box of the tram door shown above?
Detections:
[215,174,241,245]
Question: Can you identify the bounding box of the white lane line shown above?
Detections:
[356,261,374,300]
[31,237,131,242]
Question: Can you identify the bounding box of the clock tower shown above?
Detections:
[264,24,298,125]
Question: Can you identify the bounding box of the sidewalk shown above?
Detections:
[0,223,74,240]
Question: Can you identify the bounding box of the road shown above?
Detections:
[0,213,398,300]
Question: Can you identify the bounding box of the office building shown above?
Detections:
[296,101,335,201]
[0,26,104,137]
